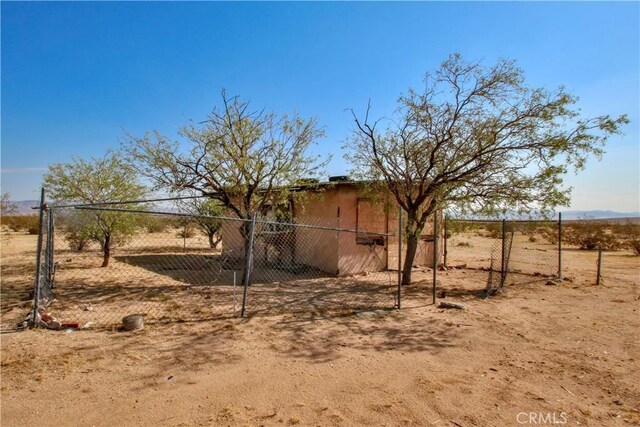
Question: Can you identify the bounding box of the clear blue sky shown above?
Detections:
[2,2,639,211]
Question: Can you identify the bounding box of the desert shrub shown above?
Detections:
[562,220,623,251]
[518,222,540,240]
[482,222,502,239]
[144,216,171,233]
[519,224,557,245]
[444,219,474,238]
[65,227,92,251]
[176,222,196,238]
[0,215,39,233]
[456,241,472,247]
[540,227,559,245]
[613,222,640,255]
[524,224,552,243]
[628,238,640,256]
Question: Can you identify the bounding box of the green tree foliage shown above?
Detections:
[43,152,147,267]
[346,54,628,286]
[126,92,328,283]
[177,198,225,248]
[126,91,328,220]
[59,210,94,251]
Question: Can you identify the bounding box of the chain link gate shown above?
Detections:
[444,217,561,297]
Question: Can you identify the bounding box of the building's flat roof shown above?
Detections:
[289,179,375,192]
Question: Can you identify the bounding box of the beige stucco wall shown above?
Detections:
[291,190,340,274]
[220,218,248,259]
[219,184,443,276]
[334,188,387,275]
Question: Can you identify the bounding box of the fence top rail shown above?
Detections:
[74,205,249,222]
[447,218,558,223]
[41,194,212,210]
[73,205,398,236]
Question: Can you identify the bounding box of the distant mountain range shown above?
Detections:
[558,210,640,220]
[5,200,640,220]
[8,200,40,215]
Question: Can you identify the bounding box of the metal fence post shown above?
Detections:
[596,249,603,286]
[183,223,187,252]
[397,206,402,309]
[46,208,55,288]
[30,188,46,327]
[337,207,341,275]
[558,212,563,280]
[500,219,506,286]
[233,271,237,317]
[432,210,438,305]
[240,213,257,318]
[443,214,448,269]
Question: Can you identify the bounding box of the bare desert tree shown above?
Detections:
[1,193,17,216]
[1,193,18,239]
[127,92,327,220]
[44,152,147,267]
[346,54,628,286]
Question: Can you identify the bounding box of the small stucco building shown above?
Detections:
[221,178,442,276]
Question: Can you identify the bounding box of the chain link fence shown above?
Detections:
[31,190,621,331]
[30,199,402,329]
[444,218,561,296]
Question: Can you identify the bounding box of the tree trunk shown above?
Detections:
[207,231,222,249]
[401,234,419,286]
[101,232,111,267]
[401,211,429,286]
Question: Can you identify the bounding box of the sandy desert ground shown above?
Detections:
[1,230,639,426]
